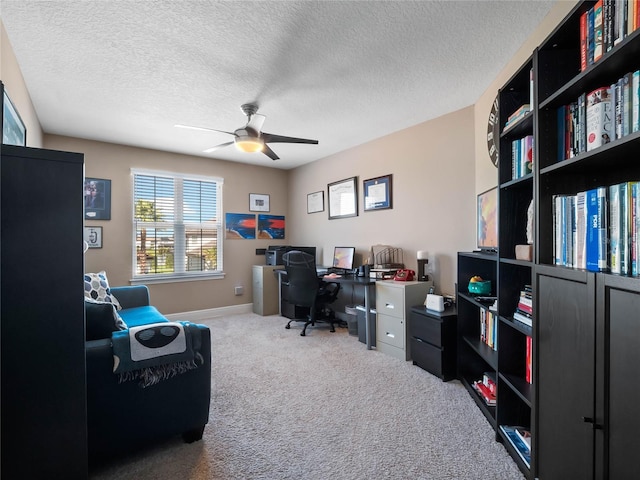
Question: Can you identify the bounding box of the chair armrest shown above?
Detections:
[110,285,150,309]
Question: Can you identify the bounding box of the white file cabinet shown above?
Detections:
[375,280,431,361]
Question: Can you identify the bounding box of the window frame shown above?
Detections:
[130,168,224,284]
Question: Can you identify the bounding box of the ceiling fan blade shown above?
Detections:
[175,124,235,136]
[203,141,234,153]
[261,132,318,145]
[262,144,280,161]
[247,114,266,133]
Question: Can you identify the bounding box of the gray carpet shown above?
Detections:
[90,313,525,480]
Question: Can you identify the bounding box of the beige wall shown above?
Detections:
[473,0,579,193]
[288,106,476,297]
[44,134,290,314]
[0,21,43,147]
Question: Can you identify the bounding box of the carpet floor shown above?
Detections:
[89,313,525,480]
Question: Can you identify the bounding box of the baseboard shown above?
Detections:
[165,303,253,321]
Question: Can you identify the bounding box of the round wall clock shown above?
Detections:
[487,95,499,168]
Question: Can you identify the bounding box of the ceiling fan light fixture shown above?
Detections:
[234,133,264,153]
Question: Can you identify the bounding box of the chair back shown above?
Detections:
[283,250,319,308]
[283,250,316,270]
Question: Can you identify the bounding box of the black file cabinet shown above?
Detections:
[409,305,457,381]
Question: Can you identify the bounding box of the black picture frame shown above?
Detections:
[249,193,270,212]
[328,176,358,220]
[363,174,393,211]
[307,191,324,214]
[1,82,27,147]
[84,177,112,220]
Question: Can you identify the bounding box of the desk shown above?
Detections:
[276,271,377,350]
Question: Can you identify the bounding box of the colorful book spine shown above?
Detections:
[633,70,639,133]
[594,1,605,62]
[586,86,613,151]
[610,183,621,273]
[586,187,609,272]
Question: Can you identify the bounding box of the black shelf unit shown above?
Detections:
[534,2,640,479]
[497,50,536,480]
[456,252,498,430]
[460,2,640,477]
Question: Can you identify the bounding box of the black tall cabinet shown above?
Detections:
[1,145,87,478]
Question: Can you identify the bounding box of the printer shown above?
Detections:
[265,246,288,266]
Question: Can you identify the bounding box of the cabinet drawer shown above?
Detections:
[376,285,405,319]
[410,312,443,347]
[377,313,404,349]
[411,338,443,378]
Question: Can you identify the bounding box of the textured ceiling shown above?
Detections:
[1,0,555,169]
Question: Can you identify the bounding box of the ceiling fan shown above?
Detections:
[175,103,318,161]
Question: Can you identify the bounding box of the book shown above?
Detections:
[500,425,531,467]
[483,371,497,396]
[588,7,595,67]
[620,181,631,275]
[514,311,533,327]
[633,182,640,276]
[633,70,639,133]
[575,191,587,269]
[586,187,609,272]
[473,380,497,406]
[580,10,588,71]
[515,427,532,450]
[604,0,614,52]
[610,183,621,273]
[594,1,604,62]
[586,86,613,151]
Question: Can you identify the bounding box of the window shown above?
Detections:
[132,169,223,280]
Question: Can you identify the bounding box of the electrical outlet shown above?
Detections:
[234,286,244,296]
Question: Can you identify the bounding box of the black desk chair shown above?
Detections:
[282,250,341,336]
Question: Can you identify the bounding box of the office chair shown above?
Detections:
[282,250,341,336]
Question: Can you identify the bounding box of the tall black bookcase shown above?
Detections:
[458,1,640,478]
[535,2,640,478]
[0,145,87,478]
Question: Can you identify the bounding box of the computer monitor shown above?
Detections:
[332,247,355,270]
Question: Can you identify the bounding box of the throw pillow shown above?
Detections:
[85,298,128,341]
[84,271,122,310]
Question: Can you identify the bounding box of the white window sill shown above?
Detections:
[130,272,225,285]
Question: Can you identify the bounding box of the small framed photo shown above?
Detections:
[249,193,270,212]
[363,174,393,211]
[84,226,103,249]
[84,177,111,220]
[307,191,324,214]
[328,176,358,220]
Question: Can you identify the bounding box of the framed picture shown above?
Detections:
[84,177,112,220]
[258,214,285,239]
[307,191,324,214]
[1,83,27,146]
[363,174,393,211]
[225,213,256,239]
[84,226,103,249]
[249,193,270,212]
[328,176,358,220]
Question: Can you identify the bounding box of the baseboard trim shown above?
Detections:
[165,303,253,322]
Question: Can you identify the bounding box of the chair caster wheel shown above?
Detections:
[285,325,290,329]
[300,331,306,336]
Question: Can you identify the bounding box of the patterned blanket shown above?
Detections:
[112,321,203,388]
